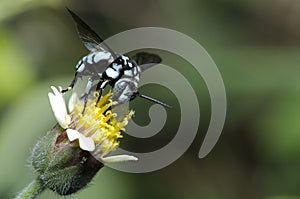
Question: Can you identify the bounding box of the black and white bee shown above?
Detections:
[61,9,171,112]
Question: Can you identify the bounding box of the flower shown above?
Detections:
[27,86,138,195]
[48,86,137,163]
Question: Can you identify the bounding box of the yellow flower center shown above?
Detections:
[69,92,134,154]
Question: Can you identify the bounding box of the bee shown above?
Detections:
[62,9,171,113]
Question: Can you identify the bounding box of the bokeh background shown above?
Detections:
[1,0,300,199]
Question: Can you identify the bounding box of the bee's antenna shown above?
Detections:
[139,94,172,108]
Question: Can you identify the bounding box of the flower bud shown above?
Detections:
[30,124,103,195]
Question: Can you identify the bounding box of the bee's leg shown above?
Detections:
[61,72,78,93]
[82,76,94,114]
[95,80,110,106]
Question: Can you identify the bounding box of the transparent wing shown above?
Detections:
[67,8,117,58]
[130,52,162,71]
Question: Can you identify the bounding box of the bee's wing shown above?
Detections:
[67,8,117,59]
[130,52,162,72]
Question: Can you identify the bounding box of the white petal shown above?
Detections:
[78,134,95,151]
[48,86,70,129]
[66,129,95,152]
[101,155,138,163]
[58,86,63,92]
[68,92,79,112]
[66,129,80,141]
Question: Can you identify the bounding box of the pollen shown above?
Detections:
[70,92,134,155]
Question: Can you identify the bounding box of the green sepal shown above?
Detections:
[31,124,63,173]
[30,124,103,195]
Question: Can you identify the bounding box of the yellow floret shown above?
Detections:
[70,92,134,153]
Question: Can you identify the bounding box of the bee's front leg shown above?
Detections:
[95,79,110,106]
[61,72,78,93]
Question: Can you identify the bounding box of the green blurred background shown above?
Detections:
[1,0,300,199]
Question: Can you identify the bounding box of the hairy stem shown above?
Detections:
[14,179,45,199]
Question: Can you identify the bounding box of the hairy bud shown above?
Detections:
[30,124,103,195]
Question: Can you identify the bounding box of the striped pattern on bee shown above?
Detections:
[62,9,171,113]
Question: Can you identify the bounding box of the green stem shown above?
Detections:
[14,179,45,199]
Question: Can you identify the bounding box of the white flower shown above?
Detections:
[47,86,138,163]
